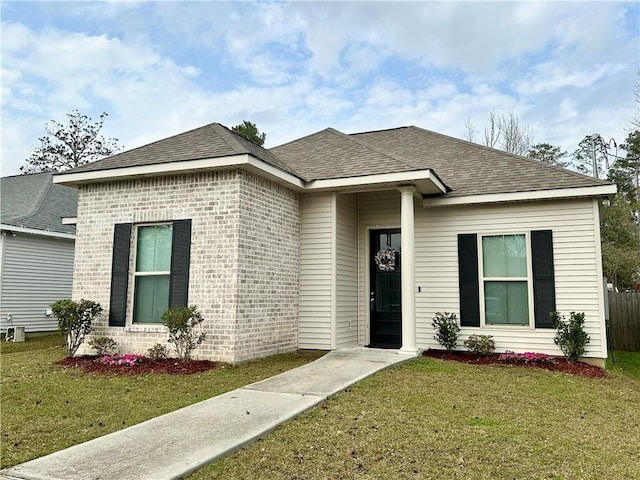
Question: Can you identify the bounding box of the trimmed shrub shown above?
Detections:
[162,305,206,361]
[147,343,169,361]
[432,312,460,352]
[551,311,590,363]
[464,334,495,356]
[51,299,103,357]
[88,337,117,356]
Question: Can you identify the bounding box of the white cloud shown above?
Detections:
[0,1,637,177]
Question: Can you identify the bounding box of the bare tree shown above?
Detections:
[497,111,533,156]
[483,111,500,149]
[465,110,533,155]
[463,117,477,143]
[632,71,640,130]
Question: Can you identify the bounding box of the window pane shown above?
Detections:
[483,235,526,277]
[485,281,529,325]
[136,225,172,272]
[133,275,170,324]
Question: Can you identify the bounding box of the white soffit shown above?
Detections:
[305,170,447,195]
[423,184,618,207]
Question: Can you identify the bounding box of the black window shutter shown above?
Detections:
[109,223,132,327]
[169,219,192,308]
[531,230,556,328]
[458,234,480,327]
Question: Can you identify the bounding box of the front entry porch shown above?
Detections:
[298,187,420,354]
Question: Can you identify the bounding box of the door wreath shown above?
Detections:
[375,247,397,272]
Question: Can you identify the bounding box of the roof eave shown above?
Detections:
[52,154,306,191]
[423,184,618,207]
[1,224,76,239]
[304,169,448,195]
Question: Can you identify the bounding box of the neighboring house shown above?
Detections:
[54,123,616,364]
[1,172,77,334]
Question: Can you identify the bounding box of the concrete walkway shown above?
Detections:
[0,348,416,480]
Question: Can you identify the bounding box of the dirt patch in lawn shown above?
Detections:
[423,350,609,378]
[56,356,218,375]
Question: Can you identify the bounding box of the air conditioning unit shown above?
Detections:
[6,326,25,342]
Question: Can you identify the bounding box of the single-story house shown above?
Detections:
[1,172,78,334]
[54,123,616,364]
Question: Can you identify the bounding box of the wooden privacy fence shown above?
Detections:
[608,291,640,352]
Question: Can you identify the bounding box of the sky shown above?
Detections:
[1,1,639,176]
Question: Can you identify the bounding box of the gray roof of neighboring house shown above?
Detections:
[1,172,77,235]
[62,122,298,177]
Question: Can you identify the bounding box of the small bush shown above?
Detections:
[147,343,169,361]
[551,311,590,363]
[432,312,460,352]
[51,299,103,357]
[88,337,117,356]
[464,334,495,356]
[162,305,206,361]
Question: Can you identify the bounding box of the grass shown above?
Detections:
[607,350,640,380]
[192,352,640,480]
[0,334,325,469]
[2,336,639,479]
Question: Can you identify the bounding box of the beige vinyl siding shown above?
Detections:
[335,193,358,348]
[414,197,606,358]
[299,193,333,349]
[0,232,75,333]
[357,190,402,345]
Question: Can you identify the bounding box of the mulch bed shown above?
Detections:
[423,350,609,378]
[56,356,218,375]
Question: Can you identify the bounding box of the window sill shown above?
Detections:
[126,324,167,333]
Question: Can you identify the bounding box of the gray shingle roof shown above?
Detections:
[54,121,612,198]
[1,172,77,234]
[60,122,298,177]
[350,126,611,197]
[270,128,421,182]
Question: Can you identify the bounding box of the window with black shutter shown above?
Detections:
[108,219,192,326]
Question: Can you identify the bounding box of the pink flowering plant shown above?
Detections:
[498,351,556,365]
[100,354,146,366]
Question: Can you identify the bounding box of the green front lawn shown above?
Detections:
[0,334,325,468]
[2,335,639,479]
[193,353,640,480]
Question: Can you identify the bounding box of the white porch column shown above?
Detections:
[399,187,418,354]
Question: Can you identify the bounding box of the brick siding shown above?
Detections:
[73,170,300,363]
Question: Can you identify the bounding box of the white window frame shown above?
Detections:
[131,222,172,325]
[478,232,535,328]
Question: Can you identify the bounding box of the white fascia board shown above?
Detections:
[53,154,305,190]
[52,155,249,185]
[305,170,447,194]
[423,184,618,207]
[62,217,78,225]
[1,224,75,239]
[245,157,305,190]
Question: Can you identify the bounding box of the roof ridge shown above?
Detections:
[406,125,613,185]
[16,172,52,224]
[327,128,418,171]
[209,123,249,155]
[270,127,335,150]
